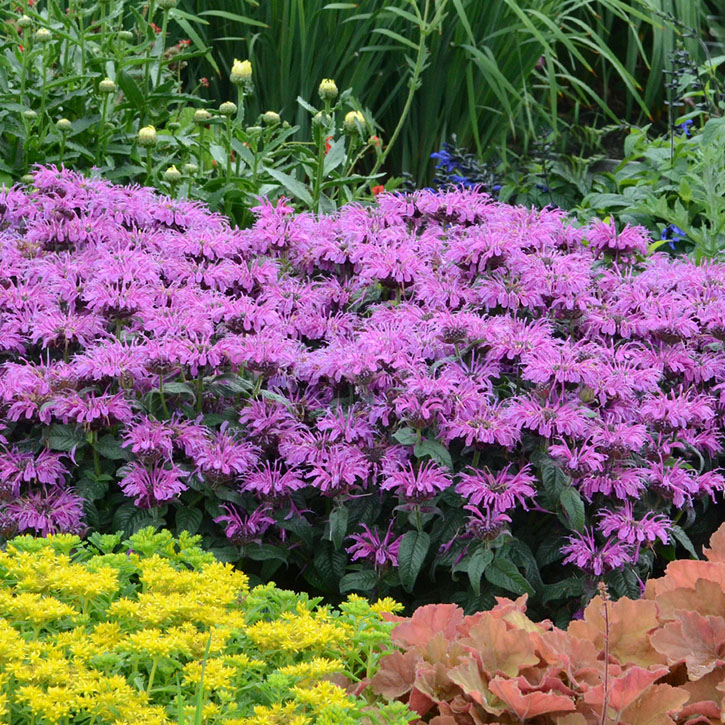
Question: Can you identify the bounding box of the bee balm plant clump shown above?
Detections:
[1,166,725,613]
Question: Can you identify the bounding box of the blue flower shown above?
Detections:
[430,149,455,172]
[450,174,473,187]
[661,224,687,250]
[677,119,694,138]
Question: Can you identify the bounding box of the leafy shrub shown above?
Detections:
[369,521,725,724]
[3,168,725,618]
[580,116,725,260]
[0,526,412,724]
[0,0,383,224]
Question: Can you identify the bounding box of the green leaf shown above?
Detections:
[339,570,378,593]
[246,544,290,563]
[671,524,699,559]
[541,577,585,603]
[414,439,453,469]
[264,168,313,206]
[323,137,346,175]
[484,555,534,596]
[162,382,197,399]
[328,506,348,551]
[559,487,586,532]
[76,476,109,501]
[45,423,86,452]
[175,507,203,535]
[467,547,493,597]
[392,427,418,445]
[117,70,145,111]
[398,530,430,593]
[94,434,131,461]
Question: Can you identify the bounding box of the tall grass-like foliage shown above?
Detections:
[178,0,692,181]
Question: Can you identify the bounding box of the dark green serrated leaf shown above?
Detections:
[328,506,348,551]
[414,439,453,469]
[559,487,586,532]
[671,524,699,559]
[339,570,378,593]
[45,423,86,452]
[484,556,534,596]
[467,547,493,597]
[175,507,203,535]
[398,530,430,593]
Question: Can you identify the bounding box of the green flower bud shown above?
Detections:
[34,28,52,43]
[17,15,33,29]
[230,59,252,85]
[312,111,331,128]
[183,162,198,175]
[20,174,34,184]
[218,101,237,117]
[246,125,263,134]
[55,118,72,132]
[118,30,134,42]
[343,110,366,135]
[163,165,182,182]
[98,77,116,94]
[138,124,157,146]
[318,78,338,101]
[193,108,212,125]
[157,0,177,8]
[22,109,37,121]
[261,110,280,125]
[167,121,181,132]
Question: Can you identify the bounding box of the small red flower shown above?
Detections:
[372,185,385,196]
[325,135,333,154]
[151,22,161,34]
[18,44,23,52]
[179,39,191,47]
[370,135,382,148]
[200,77,210,88]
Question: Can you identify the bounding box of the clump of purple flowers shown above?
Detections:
[0,166,723,597]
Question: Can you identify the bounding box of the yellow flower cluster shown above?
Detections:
[0,528,412,725]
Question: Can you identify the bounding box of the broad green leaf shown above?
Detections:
[559,487,586,532]
[340,570,378,593]
[467,547,493,597]
[671,524,699,559]
[45,423,86,452]
[414,439,453,469]
[398,530,430,593]
[264,167,313,206]
[329,506,349,551]
[175,507,203,536]
[484,555,534,596]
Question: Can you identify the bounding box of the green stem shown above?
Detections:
[145,147,153,185]
[96,95,109,166]
[236,86,245,124]
[154,9,169,88]
[312,126,326,210]
[39,47,48,144]
[159,375,170,418]
[225,116,233,178]
[142,0,156,119]
[91,432,102,478]
[147,657,158,694]
[472,449,480,469]
[196,372,204,414]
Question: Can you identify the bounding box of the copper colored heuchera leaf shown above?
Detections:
[370,649,419,699]
[568,596,665,669]
[487,676,576,719]
[581,666,668,714]
[703,523,725,562]
[532,629,602,689]
[654,578,725,621]
[391,603,464,651]
[645,560,725,599]
[650,611,725,680]
[459,612,539,678]
[447,657,506,718]
[617,684,689,724]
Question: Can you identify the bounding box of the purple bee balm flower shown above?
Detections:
[241,460,305,499]
[561,528,632,576]
[456,464,537,513]
[118,461,188,508]
[346,521,402,570]
[548,438,607,477]
[122,417,175,460]
[598,502,671,550]
[586,219,649,257]
[0,448,68,498]
[214,503,274,545]
[48,390,134,427]
[306,444,370,495]
[463,505,512,541]
[381,459,452,500]
[3,486,85,536]
[192,427,259,481]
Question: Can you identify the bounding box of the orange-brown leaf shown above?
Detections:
[650,612,725,680]
[459,612,539,678]
[568,596,665,668]
[392,603,464,651]
[619,683,689,724]
[582,666,668,714]
[655,579,725,621]
[647,561,725,599]
[370,649,418,699]
[447,657,505,718]
[703,523,725,562]
[488,676,576,719]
